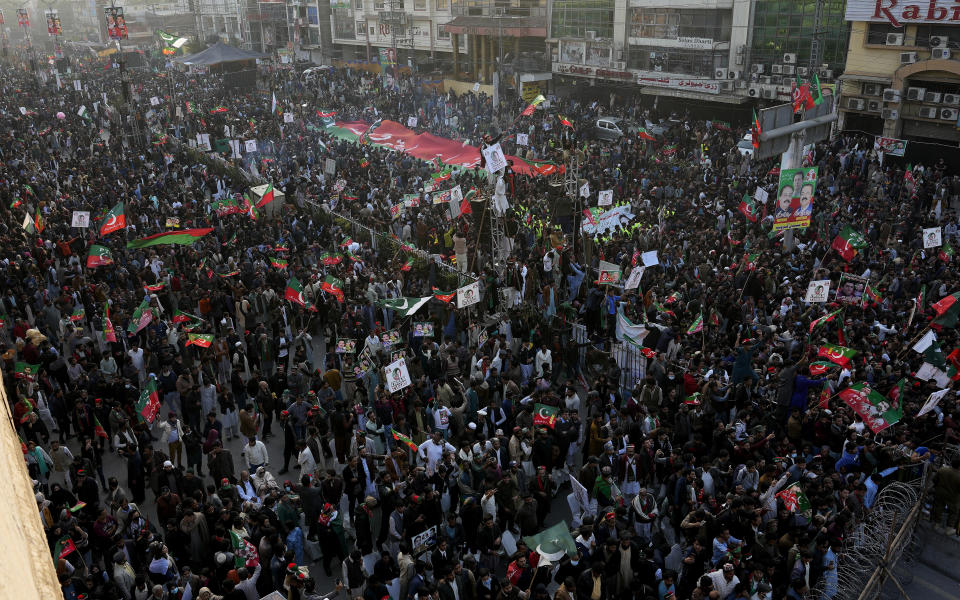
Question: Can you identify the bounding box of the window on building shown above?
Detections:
[749,0,849,72]
[374,0,385,10]
[357,21,366,35]
[414,0,426,10]
[628,47,724,77]
[551,0,615,40]
[353,0,363,9]
[436,24,450,39]
[865,23,899,45]
[435,0,448,10]
[629,9,730,42]
[914,25,958,48]
[307,6,319,25]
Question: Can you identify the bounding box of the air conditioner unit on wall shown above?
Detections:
[930,36,948,48]
[887,33,904,45]
[882,89,901,102]
[772,64,784,74]
[783,53,797,64]
[822,69,834,79]
[761,87,776,99]
[925,92,942,103]
[881,108,899,120]
[907,87,926,101]
[719,81,734,91]
[797,67,809,77]
[714,68,727,79]
[735,80,748,89]
[846,98,865,110]
[941,108,959,120]
[933,48,951,59]
[901,52,918,64]
[944,94,960,105]
[863,83,880,96]
[919,106,938,118]
[782,65,795,75]
[748,85,760,97]
[751,63,765,74]
[760,76,773,85]
[586,30,597,40]
[867,100,882,112]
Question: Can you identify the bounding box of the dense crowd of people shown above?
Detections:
[4,44,960,600]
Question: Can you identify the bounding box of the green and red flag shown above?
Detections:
[864,284,883,306]
[743,253,760,271]
[144,283,166,293]
[933,292,960,328]
[126,228,214,249]
[887,377,907,411]
[339,238,353,248]
[751,109,761,149]
[635,127,655,141]
[135,378,161,424]
[558,115,573,128]
[532,403,559,428]
[519,94,546,117]
[229,529,260,568]
[284,277,307,306]
[738,193,758,222]
[400,257,414,272]
[34,205,44,234]
[127,299,154,334]
[54,536,77,560]
[254,183,276,208]
[811,73,824,106]
[94,416,108,439]
[185,333,214,348]
[433,288,456,303]
[818,385,832,409]
[391,427,418,452]
[317,110,337,118]
[809,307,843,334]
[360,158,370,168]
[209,106,228,114]
[809,361,834,376]
[661,144,678,157]
[686,312,704,335]
[185,101,198,114]
[103,303,116,343]
[70,308,85,322]
[320,252,343,266]
[940,241,955,262]
[793,75,816,113]
[818,343,858,367]
[270,257,288,269]
[100,202,126,235]
[9,197,22,209]
[86,245,114,268]
[831,226,868,262]
[320,276,344,303]
[839,383,902,433]
[712,120,731,131]
[172,310,201,324]
[776,483,812,516]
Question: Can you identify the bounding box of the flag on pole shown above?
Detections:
[817,343,858,367]
[776,483,812,516]
[751,109,761,149]
[738,193,758,222]
[135,378,161,424]
[811,73,824,106]
[391,427,418,452]
[809,308,842,334]
[94,417,108,438]
[933,292,960,327]
[127,300,155,334]
[86,245,114,267]
[185,333,214,348]
[229,529,260,568]
[34,205,44,234]
[532,403,559,428]
[520,94,546,117]
[839,383,903,433]
[376,296,432,317]
[104,303,116,343]
[254,183,276,208]
[54,536,77,560]
[284,277,308,306]
[686,312,704,335]
[831,226,868,262]
[126,228,214,249]
[558,115,573,128]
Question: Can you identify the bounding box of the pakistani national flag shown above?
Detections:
[135,378,161,424]
[831,226,868,262]
[839,383,902,433]
[532,403,559,429]
[615,306,650,348]
[100,202,126,235]
[776,483,812,516]
[127,228,214,249]
[818,343,858,367]
[377,296,431,318]
[77,105,91,121]
[86,245,114,268]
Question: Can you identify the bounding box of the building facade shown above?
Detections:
[839,0,960,144]
[547,0,848,107]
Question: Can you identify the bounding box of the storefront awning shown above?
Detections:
[838,74,892,83]
[443,16,546,38]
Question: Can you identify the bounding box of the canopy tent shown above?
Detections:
[173,42,266,70]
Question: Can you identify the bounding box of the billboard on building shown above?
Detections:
[845,0,960,25]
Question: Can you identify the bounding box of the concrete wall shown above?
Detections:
[0,374,64,599]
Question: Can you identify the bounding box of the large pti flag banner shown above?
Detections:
[325,119,561,178]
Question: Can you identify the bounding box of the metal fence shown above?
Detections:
[806,465,930,600]
[571,323,647,397]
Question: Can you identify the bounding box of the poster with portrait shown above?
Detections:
[560,41,585,64]
[412,322,434,337]
[804,280,831,303]
[385,357,411,393]
[411,525,437,555]
[335,339,356,354]
[381,330,402,348]
[457,281,480,308]
[923,227,943,249]
[773,167,818,232]
[391,350,405,363]
[354,347,374,378]
[875,137,907,157]
[836,273,868,305]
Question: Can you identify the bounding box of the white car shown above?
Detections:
[737,139,755,157]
